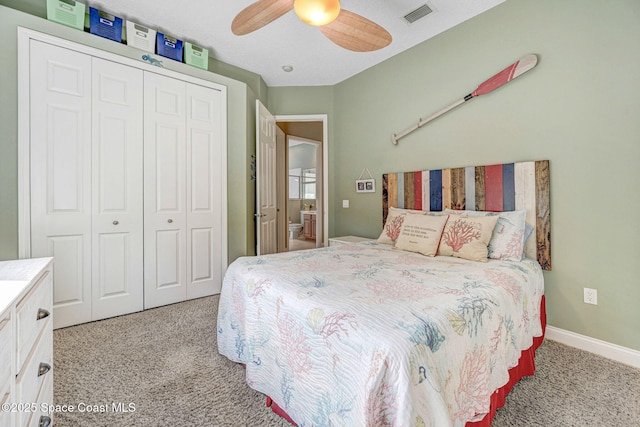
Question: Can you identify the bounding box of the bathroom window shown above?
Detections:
[302,168,316,199]
[289,168,301,199]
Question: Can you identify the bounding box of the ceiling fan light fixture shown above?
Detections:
[294,0,341,26]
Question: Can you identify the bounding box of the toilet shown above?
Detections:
[288,223,303,240]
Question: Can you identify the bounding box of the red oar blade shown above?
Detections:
[472,54,538,96]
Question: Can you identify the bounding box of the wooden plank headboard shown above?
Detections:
[382,160,551,270]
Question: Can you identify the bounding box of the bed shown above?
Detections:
[217,160,550,427]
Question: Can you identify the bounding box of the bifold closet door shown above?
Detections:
[144,73,188,309]
[29,40,93,327]
[144,73,224,308]
[185,83,224,299]
[29,41,144,328]
[90,58,144,321]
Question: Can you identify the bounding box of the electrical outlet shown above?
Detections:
[583,288,598,305]
[342,200,349,208]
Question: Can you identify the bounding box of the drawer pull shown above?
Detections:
[38,362,51,377]
[39,415,52,427]
[37,308,50,320]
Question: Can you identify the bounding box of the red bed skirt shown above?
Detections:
[267,295,547,427]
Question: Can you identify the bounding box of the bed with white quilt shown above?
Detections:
[217,160,550,427]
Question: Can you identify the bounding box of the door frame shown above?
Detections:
[275,114,329,248]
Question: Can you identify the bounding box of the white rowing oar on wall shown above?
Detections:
[391,54,538,145]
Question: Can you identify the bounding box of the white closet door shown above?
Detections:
[29,40,93,328]
[91,58,144,320]
[144,72,188,308]
[186,83,224,298]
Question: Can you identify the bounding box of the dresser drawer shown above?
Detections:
[16,328,53,427]
[0,391,13,427]
[0,313,12,397]
[24,373,53,427]
[16,270,52,371]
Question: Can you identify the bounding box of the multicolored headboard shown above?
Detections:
[382,160,551,270]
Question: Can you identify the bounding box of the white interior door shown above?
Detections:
[256,100,278,255]
[29,40,93,328]
[144,72,188,309]
[186,83,224,298]
[91,58,144,320]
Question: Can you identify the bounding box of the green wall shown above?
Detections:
[0,4,258,264]
[271,0,640,351]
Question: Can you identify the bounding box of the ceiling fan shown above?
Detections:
[231,0,392,52]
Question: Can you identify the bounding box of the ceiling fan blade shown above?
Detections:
[319,9,392,52]
[232,0,294,35]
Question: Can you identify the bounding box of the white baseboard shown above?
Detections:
[545,325,640,369]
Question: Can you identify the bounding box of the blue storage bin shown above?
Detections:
[89,7,123,42]
[156,33,183,62]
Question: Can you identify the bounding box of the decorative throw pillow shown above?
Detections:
[395,214,449,256]
[444,209,527,261]
[377,207,425,245]
[438,215,499,262]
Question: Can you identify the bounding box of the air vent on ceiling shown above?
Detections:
[404,4,433,24]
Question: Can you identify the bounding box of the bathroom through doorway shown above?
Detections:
[276,115,327,252]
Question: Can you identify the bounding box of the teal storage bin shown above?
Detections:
[47,0,86,30]
[184,42,209,70]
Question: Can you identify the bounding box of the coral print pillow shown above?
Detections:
[438,215,499,262]
[445,209,527,261]
[377,207,425,245]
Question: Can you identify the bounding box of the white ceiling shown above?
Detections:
[88,0,506,87]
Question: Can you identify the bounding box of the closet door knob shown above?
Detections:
[113,220,119,225]
[38,362,51,377]
[39,416,52,427]
[167,219,173,223]
[37,308,50,320]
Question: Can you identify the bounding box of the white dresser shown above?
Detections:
[0,258,54,427]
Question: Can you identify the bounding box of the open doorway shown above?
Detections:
[287,136,320,251]
[275,115,327,252]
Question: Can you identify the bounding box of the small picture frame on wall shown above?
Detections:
[356,178,375,193]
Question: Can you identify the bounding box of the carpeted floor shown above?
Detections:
[53,296,640,427]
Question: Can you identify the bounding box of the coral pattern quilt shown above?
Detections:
[217,242,544,427]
